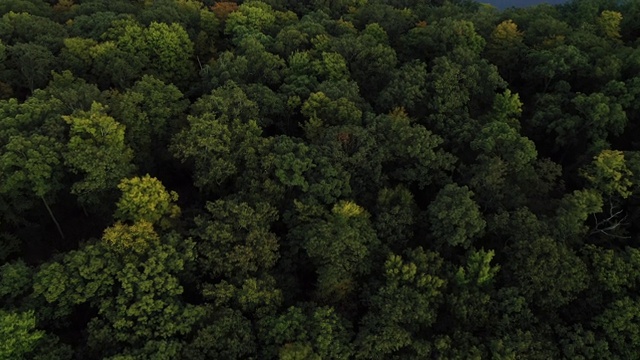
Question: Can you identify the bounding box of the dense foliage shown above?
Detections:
[1,0,640,358]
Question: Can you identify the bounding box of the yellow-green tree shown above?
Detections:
[597,10,622,40]
[115,175,180,227]
[63,102,135,208]
[581,150,634,199]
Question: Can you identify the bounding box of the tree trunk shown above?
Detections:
[41,196,65,239]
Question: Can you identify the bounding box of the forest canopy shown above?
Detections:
[1,0,640,358]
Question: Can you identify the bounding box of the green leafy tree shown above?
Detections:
[172,83,265,193]
[455,249,500,287]
[190,80,259,125]
[67,12,125,40]
[347,24,398,99]
[484,89,523,127]
[108,75,189,171]
[593,296,640,358]
[170,111,263,194]
[244,83,287,129]
[88,40,142,89]
[377,60,428,114]
[202,51,250,88]
[182,307,257,360]
[225,1,277,44]
[238,135,314,206]
[402,18,486,61]
[467,119,539,211]
[0,260,32,304]
[238,135,352,208]
[446,249,500,331]
[259,305,354,359]
[571,92,627,150]
[355,248,446,359]
[279,51,319,120]
[0,39,11,99]
[58,37,97,78]
[290,200,379,303]
[423,53,506,150]
[555,323,611,359]
[0,12,66,50]
[0,72,100,149]
[0,310,44,360]
[192,8,220,62]
[598,10,623,40]
[581,149,634,199]
[272,27,309,59]
[105,19,196,88]
[524,45,588,93]
[371,110,456,189]
[63,102,135,208]
[0,134,65,238]
[38,71,101,114]
[553,189,603,242]
[33,228,200,358]
[235,35,286,86]
[585,245,640,295]
[301,91,363,127]
[141,21,196,86]
[114,175,180,227]
[505,236,589,309]
[0,1,50,17]
[6,43,55,93]
[191,199,279,282]
[373,185,417,253]
[203,276,283,319]
[101,220,159,254]
[428,184,485,249]
[313,51,350,82]
[471,120,538,170]
[485,20,526,81]
[138,0,202,29]
[349,4,416,45]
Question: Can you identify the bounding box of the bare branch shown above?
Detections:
[589,199,630,239]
